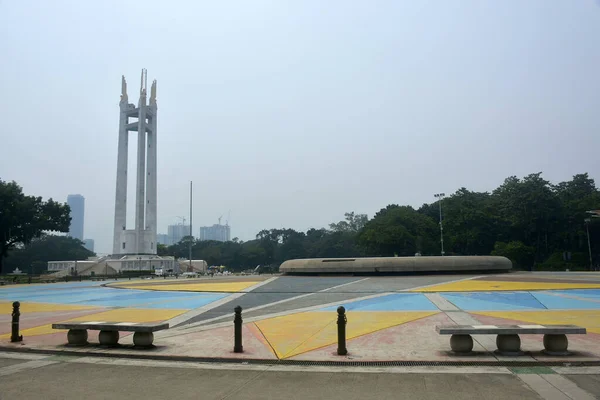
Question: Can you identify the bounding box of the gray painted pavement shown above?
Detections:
[179,274,476,326]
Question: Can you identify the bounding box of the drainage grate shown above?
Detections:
[1,347,599,368]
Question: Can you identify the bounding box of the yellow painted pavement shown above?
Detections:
[254,311,438,359]
[413,280,600,292]
[0,302,97,313]
[0,307,186,339]
[473,310,600,334]
[113,281,260,292]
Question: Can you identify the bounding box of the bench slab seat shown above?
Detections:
[52,321,169,347]
[436,324,586,355]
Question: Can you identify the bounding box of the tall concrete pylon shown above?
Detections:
[112,69,158,255]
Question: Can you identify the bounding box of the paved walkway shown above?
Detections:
[1,351,599,399]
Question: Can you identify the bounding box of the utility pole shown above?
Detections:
[189,181,193,272]
[585,218,592,270]
[434,193,445,256]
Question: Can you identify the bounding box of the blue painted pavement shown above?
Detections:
[321,293,438,311]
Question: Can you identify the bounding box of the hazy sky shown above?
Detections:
[1,1,599,255]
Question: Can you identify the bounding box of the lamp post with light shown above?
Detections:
[434,193,445,256]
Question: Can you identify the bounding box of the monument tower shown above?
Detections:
[112,69,158,255]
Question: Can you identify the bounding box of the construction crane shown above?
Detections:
[218,215,222,225]
[226,210,231,226]
[176,216,186,225]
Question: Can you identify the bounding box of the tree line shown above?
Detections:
[162,172,599,271]
[1,172,599,274]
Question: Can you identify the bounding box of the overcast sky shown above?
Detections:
[1,0,599,255]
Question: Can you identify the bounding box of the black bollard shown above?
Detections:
[337,306,347,355]
[11,301,23,343]
[233,306,243,353]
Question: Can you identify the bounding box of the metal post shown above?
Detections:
[11,301,23,342]
[234,306,243,353]
[585,219,593,270]
[337,306,347,355]
[189,181,193,273]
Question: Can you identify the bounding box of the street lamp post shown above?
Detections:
[434,193,445,256]
[585,218,592,270]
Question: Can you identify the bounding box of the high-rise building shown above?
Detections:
[168,224,190,245]
[83,239,95,252]
[199,224,230,242]
[156,234,169,246]
[67,194,85,241]
[112,69,158,255]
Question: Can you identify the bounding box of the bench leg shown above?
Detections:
[133,332,154,347]
[67,329,88,346]
[543,334,569,355]
[496,334,522,355]
[98,330,120,346]
[450,334,473,353]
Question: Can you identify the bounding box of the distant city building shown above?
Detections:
[168,224,190,245]
[67,194,85,241]
[157,234,169,246]
[83,239,95,252]
[199,224,231,242]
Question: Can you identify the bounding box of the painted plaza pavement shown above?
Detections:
[1,273,600,361]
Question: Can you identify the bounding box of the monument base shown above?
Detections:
[279,256,512,274]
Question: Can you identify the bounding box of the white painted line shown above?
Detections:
[173,278,376,331]
[473,325,497,329]
[518,325,545,329]
[0,360,59,377]
[115,322,136,326]
[241,276,279,292]
[165,293,246,327]
[165,277,279,327]
[401,275,484,292]
[172,291,396,335]
[320,278,371,292]
[221,277,371,317]
[0,352,49,361]
[82,321,105,324]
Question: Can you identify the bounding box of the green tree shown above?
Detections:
[358,205,437,256]
[3,235,94,274]
[491,241,535,270]
[441,188,502,256]
[329,212,369,233]
[0,179,71,274]
[492,173,562,262]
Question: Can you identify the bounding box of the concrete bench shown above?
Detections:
[52,321,169,347]
[436,324,586,355]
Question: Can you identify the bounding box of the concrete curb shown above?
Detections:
[1,346,599,367]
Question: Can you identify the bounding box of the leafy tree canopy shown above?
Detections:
[0,179,71,274]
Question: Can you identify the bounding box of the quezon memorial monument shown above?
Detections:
[48,70,177,275]
[108,69,177,273]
